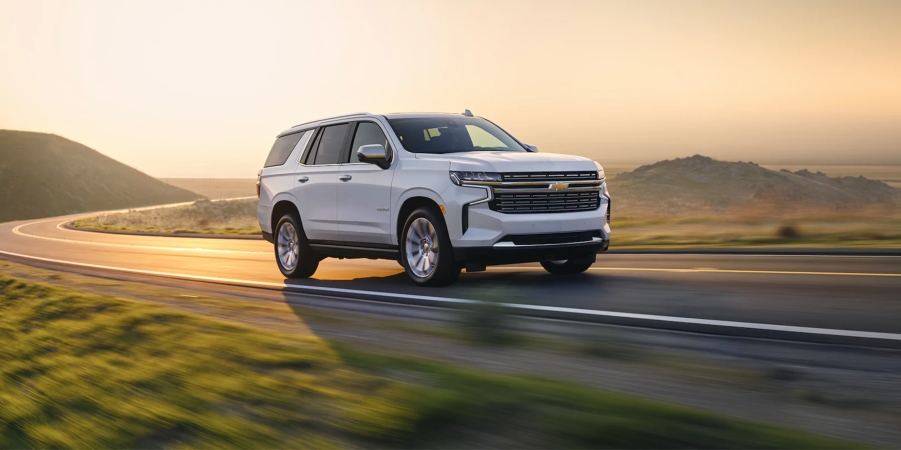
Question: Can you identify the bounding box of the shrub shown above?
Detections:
[458,298,514,345]
[776,224,800,238]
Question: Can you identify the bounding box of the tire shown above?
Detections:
[540,259,593,275]
[400,207,461,286]
[274,213,320,278]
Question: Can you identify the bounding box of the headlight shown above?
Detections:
[450,171,502,185]
[594,162,606,181]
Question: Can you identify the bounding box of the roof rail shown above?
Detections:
[291,112,371,129]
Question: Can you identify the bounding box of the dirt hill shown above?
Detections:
[612,155,900,216]
[0,130,202,222]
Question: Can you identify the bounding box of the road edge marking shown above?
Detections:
[1,248,900,344]
[11,218,267,255]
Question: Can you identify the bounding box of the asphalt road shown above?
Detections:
[2,211,901,344]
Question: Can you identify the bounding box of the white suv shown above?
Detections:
[257,111,611,286]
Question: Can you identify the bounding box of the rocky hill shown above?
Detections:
[612,155,900,215]
[0,130,202,222]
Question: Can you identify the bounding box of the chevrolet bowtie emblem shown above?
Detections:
[550,182,569,191]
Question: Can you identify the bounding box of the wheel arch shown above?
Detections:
[394,192,446,245]
[270,199,301,236]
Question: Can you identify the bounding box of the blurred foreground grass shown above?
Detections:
[0,275,857,448]
[71,198,261,236]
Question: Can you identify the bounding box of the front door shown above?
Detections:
[336,121,395,245]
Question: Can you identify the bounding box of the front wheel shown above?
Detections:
[540,259,593,275]
[274,213,320,278]
[401,207,461,286]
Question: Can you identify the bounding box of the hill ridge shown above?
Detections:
[613,155,899,215]
[0,130,202,222]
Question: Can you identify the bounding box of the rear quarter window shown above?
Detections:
[264,132,305,167]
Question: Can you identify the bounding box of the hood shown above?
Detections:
[415,151,599,173]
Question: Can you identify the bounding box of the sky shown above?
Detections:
[1,0,900,178]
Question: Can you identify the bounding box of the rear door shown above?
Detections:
[335,120,396,245]
[290,123,351,241]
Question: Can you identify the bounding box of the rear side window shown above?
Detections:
[264,132,304,167]
[348,122,392,163]
[310,124,350,165]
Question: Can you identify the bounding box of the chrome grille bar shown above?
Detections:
[484,171,603,214]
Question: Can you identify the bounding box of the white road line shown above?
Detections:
[12,219,268,255]
[611,252,901,258]
[2,248,900,343]
[495,266,901,277]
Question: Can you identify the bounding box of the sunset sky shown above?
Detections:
[2,0,900,177]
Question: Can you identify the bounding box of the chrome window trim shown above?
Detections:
[292,130,315,165]
[292,118,397,168]
[288,112,372,130]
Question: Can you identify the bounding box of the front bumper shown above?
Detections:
[454,238,608,265]
[445,185,611,247]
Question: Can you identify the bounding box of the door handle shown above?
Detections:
[339,174,353,182]
[298,176,309,183]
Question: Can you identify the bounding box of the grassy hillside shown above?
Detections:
[0,130,201,222]
[72,198,260,236]
[613,155,901,216]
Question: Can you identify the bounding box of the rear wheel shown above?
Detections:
[401,207,460,286]
[540,259,593,275]
[274,213,320,278]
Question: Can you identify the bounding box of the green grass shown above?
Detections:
[71,198,261,236]
[333,348,860,449]
[612,214,901,248]
[0,275,861,448]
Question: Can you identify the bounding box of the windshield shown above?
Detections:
[387,117,526,154]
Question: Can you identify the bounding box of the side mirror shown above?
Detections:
[524,144,538,153]
[357,144,390,169]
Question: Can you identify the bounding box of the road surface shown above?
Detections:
[2,211,900,345]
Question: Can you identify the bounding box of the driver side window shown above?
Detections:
[348,122,392,163]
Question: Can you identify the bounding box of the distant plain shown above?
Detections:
[87,161,901,248]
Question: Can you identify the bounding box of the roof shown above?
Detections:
[279,111,477,136]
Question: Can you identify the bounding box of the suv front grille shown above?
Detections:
[487,171,603,214]
[492,191,600,213]
[501,171,598,182]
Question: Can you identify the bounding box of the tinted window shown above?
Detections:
[348,122,392,163]
[311,124,350,165]
[301,129,321,164]
[387,117,526,154]
[264,132,304,167]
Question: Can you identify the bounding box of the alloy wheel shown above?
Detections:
[277,222,300,270]
[405,217,439,278]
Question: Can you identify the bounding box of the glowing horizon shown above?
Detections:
[2,0,900,177]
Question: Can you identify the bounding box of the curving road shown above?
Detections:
[2,209,901,346]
